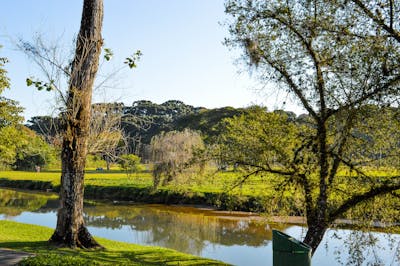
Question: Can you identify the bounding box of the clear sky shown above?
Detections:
[0,0,299,121]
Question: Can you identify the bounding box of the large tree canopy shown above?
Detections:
[225,0,400,253]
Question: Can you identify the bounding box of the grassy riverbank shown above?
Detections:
[0,170,275,195]
[0,170,277,213]
[0,169,397,215]
[0,220,228,265]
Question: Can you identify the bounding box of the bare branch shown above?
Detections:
[351,0,400,43]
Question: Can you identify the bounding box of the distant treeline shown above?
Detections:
[25,100,400,171]
[27,100,285,159]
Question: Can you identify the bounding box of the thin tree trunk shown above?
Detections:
[106,158,111,171]
[50,0,103,248]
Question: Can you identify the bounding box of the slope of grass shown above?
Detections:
[0,170,274,196]
[0,170,277,211]
[1,166,396,193]
[1,168,397,215]
[0,171,153,188]
[0,220,228,265]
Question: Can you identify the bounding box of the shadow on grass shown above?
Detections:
[0,241,50,252]
[114,249,229,265]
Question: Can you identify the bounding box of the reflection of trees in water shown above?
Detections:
[84,204,288,255]
[2,189,399,262]
[0,189,54,216]
[330,229,400,266]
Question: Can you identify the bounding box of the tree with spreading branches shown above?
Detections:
[224,0,400,254]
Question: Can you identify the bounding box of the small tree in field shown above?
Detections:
[150,129,204,188]
[118,154,142,179]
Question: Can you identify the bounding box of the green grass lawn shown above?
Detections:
[0,169,281,214]
[1,168,397,216]
[0,220,228,265]
[0,169,275,197]
[1,167,396,199]
[0,170,153,188]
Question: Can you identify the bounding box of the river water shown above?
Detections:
[0,188,399,265]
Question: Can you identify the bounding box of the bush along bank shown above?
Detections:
[0,178,269,213]
[0,178,53,191]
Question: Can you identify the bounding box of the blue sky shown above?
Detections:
[0,0,297,121]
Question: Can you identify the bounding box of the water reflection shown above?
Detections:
[0,188,399,266]
[285,226,400,266]
[331,230,400,266]
[0,189,57,216]
[84,204,288,255]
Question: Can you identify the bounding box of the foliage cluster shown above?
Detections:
[118,153,143,178]
[0,47,56,171]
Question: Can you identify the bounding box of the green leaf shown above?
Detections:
[104,48,113,61]
[26,78,33,86]
[124,50,142,69]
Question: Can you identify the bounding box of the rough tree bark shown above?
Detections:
[49,0,104,248]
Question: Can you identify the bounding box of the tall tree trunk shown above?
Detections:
[302,173,329,254]
[303,215,328,255]
[50,0,103,248]
[303,118,330,255]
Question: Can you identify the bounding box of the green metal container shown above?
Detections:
[272,230,312,266]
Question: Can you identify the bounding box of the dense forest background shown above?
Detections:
[24,99,396,172]
[26,100,250,163]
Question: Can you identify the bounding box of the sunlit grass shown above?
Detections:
[0,166,397,201]
[0,169,276,197]
[336,167,400,177]
[0,220,228,265]
[0,170,153,188]
[0,171,61,185]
